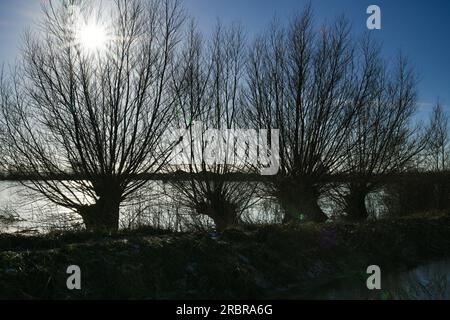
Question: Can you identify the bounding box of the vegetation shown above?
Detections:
[1,216,450,299]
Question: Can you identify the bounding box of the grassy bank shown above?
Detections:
[1,217,450,299]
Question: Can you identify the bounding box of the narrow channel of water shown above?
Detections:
[315,260,450,299]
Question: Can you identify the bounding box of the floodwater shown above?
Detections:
[0,181,282,233]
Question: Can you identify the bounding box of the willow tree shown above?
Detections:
[337,44,422,221]
[246,7,357,222]
[426,101,449,171]
[0,0,185,232]
[167,22,261,231]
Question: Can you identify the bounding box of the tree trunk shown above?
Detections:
[299,194,328,222]
[344,187,369,221]
[278,179,328,223]
[211,210,239,232]
[195,196,239,232]
[78,184,122,232]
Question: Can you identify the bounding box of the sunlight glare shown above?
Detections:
[78,23,107,53]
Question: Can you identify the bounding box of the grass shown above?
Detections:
[0,217,450,299]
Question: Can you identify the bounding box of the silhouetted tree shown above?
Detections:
[0,0,185,232]
[426,101,449,171]
[336,44,423,221]
[246,7,357,222]
[167,22,259,231]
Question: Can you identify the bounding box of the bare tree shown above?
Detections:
[167,21,260,231]
[246,7,357,222]
[426,101,449,171]
[0,0,185,232]
[336,44,423,221]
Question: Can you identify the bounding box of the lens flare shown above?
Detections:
[78,23,107,52]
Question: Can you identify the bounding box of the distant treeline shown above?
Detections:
[1,171,450,183]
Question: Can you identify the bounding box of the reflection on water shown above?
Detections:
[0,181,282,233]
[0,181,76,233]
[1,180,388,233]
[0,181,412,234]
[316,260,450,300]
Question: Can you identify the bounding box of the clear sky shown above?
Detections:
[1,0,449,119]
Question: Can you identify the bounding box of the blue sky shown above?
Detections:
[1,0,449,119]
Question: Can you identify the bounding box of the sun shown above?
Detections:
[67,4,110,55]
[78,23,107,53]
